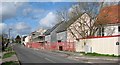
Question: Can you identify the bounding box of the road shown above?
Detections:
[13,44,91,65]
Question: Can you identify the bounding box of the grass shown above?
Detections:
[2,61,19,65]
[5,47,13,52]
[80,52,120,57]
[3,52,15,59]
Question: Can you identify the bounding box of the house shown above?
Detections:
[43,13,92,51]
[43,21,63,50]
[15,35,21,43]
[44,29,51,43]
[56,13,92,51]
[97,5,120,36]
[26,28,46,49]
[79,5,120,56]
[21,35,27,45]
[24,35,31,46]
[43,29,52,50]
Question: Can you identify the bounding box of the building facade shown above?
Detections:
[78,5,120,55]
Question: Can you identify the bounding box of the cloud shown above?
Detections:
[1,2,26,21]
[22,7,45,19]
[39,12,57,28]
[1,3,16,20]
[23,7,32,16]
[0,23,7,34]
[1,0,119,2]
[0,22,31,36]
[0,22,31,37]
[14,22,31,35]
[1,0,28,2]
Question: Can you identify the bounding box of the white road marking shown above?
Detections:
[44,58,56,63]
[86,62,93,63]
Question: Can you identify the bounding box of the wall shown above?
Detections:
[67,29,76,42]
[45,35,51,42]
[50,30,57,43]
[24,36,30,45]
[76,36,120,56]
[104,25,119,36]
[57,31,67,42]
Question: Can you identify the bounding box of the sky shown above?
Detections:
[1,1,78,37]
[1,0,119,38]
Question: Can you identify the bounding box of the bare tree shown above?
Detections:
[68,4,82,19]
[55,5,82,22]
[56,7,69,22]
[66,2,104,39]
[69,2,118,38]
[56,2,118,39]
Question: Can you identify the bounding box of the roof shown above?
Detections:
[43,29,52,35]
[44,13,87,34]
[43,21,63,35]
[56,13,85,33]
[96,5,120,25]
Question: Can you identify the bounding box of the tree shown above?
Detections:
[56,7,69,22]
[15,35,21,43]
[69,2,118,38]
[1,34,9,51]
[55,2,118,39]
[55,5,82,22]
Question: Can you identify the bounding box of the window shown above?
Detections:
[97,27,104,36]
[118,26,120,32]
[97,28,102,36]
[58,40,61,43]
[32,34,35,36]
[45,41,47,43]
[102,28,104,36]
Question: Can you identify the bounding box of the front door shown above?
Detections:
[59,46,63,51]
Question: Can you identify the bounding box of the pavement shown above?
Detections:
[2,53,19,63]
[2,44,20,65]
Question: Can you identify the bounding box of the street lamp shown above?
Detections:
[8,28,12,43]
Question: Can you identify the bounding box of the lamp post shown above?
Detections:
[8,28,12,43]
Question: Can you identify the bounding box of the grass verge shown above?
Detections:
[81,52,120,57]
[3,52,15,59]
[2,61,19,65]
[5,47,13,52]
